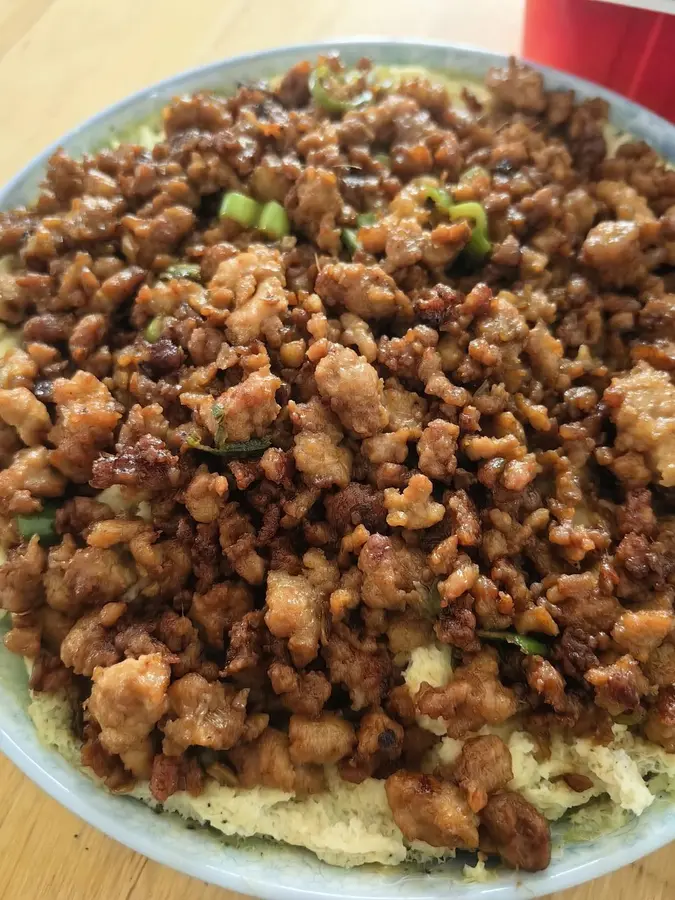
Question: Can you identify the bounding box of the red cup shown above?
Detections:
[523,0,675,122]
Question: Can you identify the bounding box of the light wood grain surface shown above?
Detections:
[0,1,672,898]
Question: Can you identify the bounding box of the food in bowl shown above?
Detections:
[1,52,675,876]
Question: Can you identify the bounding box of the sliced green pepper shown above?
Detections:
[144,315,165,343]
[219,191,262,228]
[425,185,453,213]
[309,65,373,115]
[186,435,272,458]
[160,263,202,282]
[258,200,290,240]
[16,502,58,544]
[341,228,360,256]
[477,629,549,656]
[449,201,492,257]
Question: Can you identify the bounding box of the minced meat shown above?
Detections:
[2,54,675,874]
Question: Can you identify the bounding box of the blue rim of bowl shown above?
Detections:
[1,38,674,900]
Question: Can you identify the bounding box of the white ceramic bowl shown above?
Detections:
[1,39,675,900]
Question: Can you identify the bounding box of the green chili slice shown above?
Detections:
[219,191,262,228]
[258,200,290,240]
[448,201,492,257]
[144,316,165,343]
[160,263,202,282]
[186,435,272,458]
[341,228,360,256]
[477,629,549,656]
[16,502,58,544]
[309,65,373,115]
[425,186,453,213]
[466,229,492,257]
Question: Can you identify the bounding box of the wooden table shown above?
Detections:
[0,1,672,898]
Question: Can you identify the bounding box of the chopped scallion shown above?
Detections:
[219,191,262,228]
[449,201,492,257]
[258,200,290,240]
[425,186,453,212]
[477,629,549,656]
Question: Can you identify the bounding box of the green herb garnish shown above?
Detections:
[341,228,360,256]
[186,435,272,458]
[258,200,290,240]
[477,630,549,656]
[219,191,262,228]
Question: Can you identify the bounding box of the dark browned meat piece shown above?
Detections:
[150,753,204,803]
[323,624,391,710]
[267,662,332,716]
[91,434,180,492]
[228,727,325,795]
[480,791,551,872]
[324,482,387,535]
[339,708,403,783]
[486,57,546,113]
[358,533,429,611]
[0,537,46,613]
[644,686,675,752]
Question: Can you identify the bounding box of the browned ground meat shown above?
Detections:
[3,54,675,873]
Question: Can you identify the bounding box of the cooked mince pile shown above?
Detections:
[3,54,675,873]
